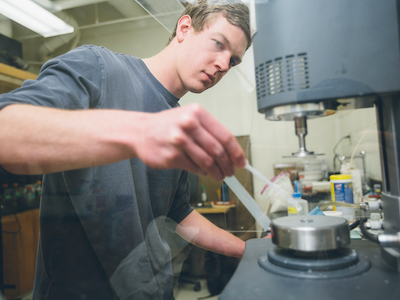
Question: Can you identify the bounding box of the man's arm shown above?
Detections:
[175,210,245,258]
[0,103,245,180]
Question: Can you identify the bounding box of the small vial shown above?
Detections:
[288,192,309,216]
[201,184,208,202]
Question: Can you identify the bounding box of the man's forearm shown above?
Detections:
[0,104,140,174]
[176,210,246,258]
[0,103,246,180]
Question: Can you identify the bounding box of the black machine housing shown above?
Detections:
[221,0,400,299]
[254,0,400,113]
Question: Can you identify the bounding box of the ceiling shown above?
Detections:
[4,0,186,39]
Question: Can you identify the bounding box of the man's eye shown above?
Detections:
[215,40,223,48]
[230,59,236,67]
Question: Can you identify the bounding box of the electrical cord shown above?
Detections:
[349,219,361,231]
[359,217,379,243]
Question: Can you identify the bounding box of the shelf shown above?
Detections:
[0,62,37,94]
[194,205,235,214]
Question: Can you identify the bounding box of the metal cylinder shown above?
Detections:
[271,215,350,252]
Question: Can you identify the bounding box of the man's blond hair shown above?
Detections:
[169,0,251,50]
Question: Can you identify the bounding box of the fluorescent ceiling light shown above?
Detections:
[0,0,74,37]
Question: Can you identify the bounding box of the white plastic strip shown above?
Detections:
[245,161,302,212]
[224,176,270,232]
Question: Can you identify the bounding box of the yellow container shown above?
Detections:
[330,174,355,221]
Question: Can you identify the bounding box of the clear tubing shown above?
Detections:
[244,161,302,212]
[319,201,361,211]
[224,176,271,231]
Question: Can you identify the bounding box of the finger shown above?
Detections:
[185,143,225,181]
[141,141,209,177]
[188,124,235,178]
[168,108,232,179]
[172,153,208,178]
[193,106,246,168]
[169,128,225,180]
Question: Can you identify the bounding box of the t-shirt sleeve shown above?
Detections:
[167,171,194,225]
[0,45,103,111]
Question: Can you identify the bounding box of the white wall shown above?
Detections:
[78,18,171,58]
[333,107,381,181]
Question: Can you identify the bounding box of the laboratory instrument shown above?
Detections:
[221,0,400,299]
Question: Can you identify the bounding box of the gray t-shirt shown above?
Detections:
[0,45,193,300]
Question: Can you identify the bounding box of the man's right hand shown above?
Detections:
[0,104,245,180]
[131,103,246,181]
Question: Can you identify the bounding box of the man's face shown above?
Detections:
[176,15,248,94]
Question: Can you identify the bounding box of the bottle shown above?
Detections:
[201,184,208,202]
[349,168,362,204]
[13,183,24,208]
[24,186,36,207]
[320,159,329,180]
[330,174,355,221]
[287,182,309,216]
[0,183,7,196]
[34,180,42,203]
[374,184,381,195]
[221,182,229,202]
[1,184,13,208]
[288,192,309,216]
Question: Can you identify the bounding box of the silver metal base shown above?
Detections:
[271,215,350,252]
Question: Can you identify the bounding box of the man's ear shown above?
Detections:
[176,15,193,42]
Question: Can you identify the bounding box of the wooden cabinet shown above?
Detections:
[0,64,39,299]
[0,62,37,94]
[2,209,40,299]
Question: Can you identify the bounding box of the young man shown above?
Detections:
[0,1,251,299]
